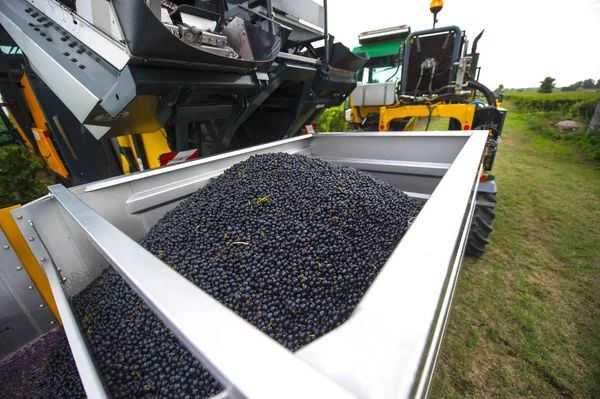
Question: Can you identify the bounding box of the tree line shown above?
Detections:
[539,77,600,93]
[493,78,600,94]
[560,79,600,92]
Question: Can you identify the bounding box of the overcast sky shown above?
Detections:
[319,0,600,89]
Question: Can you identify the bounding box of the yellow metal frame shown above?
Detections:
[12,72,172,176]
[16,73,171,176]
[379,103,477,132]
[0,205,60,323]
[20,74,70,178]
[351,102,477,132]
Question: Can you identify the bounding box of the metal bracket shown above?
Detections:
[454,57,472,92]
[256,72,269,81]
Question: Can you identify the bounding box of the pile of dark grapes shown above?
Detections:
[0,327,85,398]
[72,268,223,398]
[68,152,422,398]
[141,153,422,350]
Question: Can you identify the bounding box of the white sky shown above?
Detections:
[320,0,600,89]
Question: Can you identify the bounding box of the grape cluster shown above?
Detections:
[25,153,422,398]
[0,327,85,398]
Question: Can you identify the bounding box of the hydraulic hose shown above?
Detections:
[432,94,469,104]
[467,80,496,106]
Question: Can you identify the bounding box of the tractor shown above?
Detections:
[347,0,506,256]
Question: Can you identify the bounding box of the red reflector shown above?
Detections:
[379,124,385,130]
[463,125,470,130]
[302,124,317,135]
[159,149,199,167]
[43,130,49,138]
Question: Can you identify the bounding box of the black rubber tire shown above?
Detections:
[466,192,496,257]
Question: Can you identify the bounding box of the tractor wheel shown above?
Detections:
[466,192,496,257]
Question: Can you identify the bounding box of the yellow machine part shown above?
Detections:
[30,127,69,178]
[350,103,477,132]
[404,117,417,131]
[15,73,171,176]
[19,74,69,178]
[379,104,477,131]
[0,205,60,323]
[117,129,171,174]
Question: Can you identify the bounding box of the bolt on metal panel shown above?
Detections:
[0,227,56,360]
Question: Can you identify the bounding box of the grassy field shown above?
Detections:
[505,91,600,123]
[430,101,600,398]
[505,91,600,101]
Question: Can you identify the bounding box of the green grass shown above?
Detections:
[512,113,600,160]
[502,91,600,160]
[430,101,600,398]
[505,91,600,122]
[413,116,455,131]
[506,91,600,101]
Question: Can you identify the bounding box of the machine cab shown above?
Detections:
[350,26,411,110]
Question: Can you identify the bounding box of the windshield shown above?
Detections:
[372,66,401,83]
[360,65,402,84]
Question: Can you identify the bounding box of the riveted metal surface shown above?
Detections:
[0,0,162,140]
[11,200,108,297]
[23,0,129,70]
[0,206,59,320]
[0,0,102,125]
[0,227,56,360]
